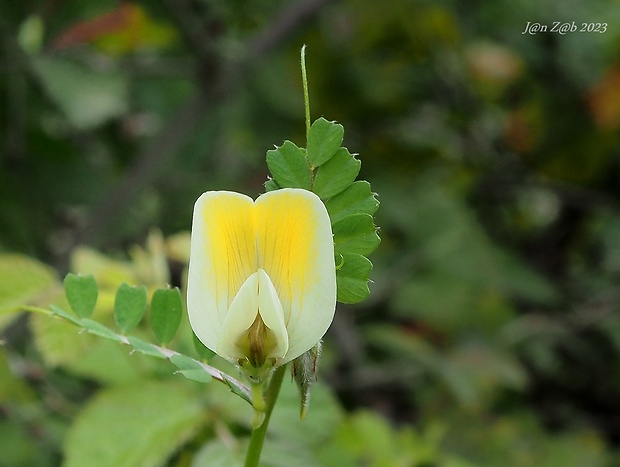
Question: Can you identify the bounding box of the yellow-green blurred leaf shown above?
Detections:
[64,380,205,467]
[0,254,57,315]
[31,56,128,129]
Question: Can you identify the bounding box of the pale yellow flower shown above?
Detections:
[187,188,336,381]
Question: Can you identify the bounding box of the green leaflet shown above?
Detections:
[150,287,182,345]
[114,283,147,334]
[266,140,311,189]
[325,181,379,224]
[307,117,344,167]
[312,148,361,199]
[336,254,373,304]
[333,213,381,257]
[64,273,98,318]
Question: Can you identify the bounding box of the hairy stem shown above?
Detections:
[301,45,311,139]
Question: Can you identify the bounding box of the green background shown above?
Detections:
[2,0,620,465]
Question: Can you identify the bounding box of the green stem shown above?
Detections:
[244,364,287,467]
[301,45,311,140]
[21,305,52,316]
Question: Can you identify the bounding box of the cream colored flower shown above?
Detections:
[187,188,336,381]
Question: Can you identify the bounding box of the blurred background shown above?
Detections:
[2,0,620,465]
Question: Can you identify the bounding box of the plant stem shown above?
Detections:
[301,45,311,139]
[244,364,287,467]
[21,305,52,316]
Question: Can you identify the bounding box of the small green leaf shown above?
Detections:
[50,304,82,326]
[192,332,216,361]
[64,273,98,318]
[307,117,344,167]
[81,319,123,342]
[222,374,252,405]
[114,283,147,333]
[312,148,361,199]
[128,336,167,359]
[336,254,373,304]
[325,181,380,224]
[150,288,182,345]
[266,140,311,189]
[169,354,213,383]
[333,213,381,256]
[264,178,280,192]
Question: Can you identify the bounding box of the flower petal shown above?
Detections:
[216,272,260,359]
[187,191,257,352]
[217,270,288,365]
[257,268,288,359]
[255,188,336,362]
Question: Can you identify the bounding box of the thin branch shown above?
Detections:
[24,304,252,401]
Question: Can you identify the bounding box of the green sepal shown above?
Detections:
[325,180,380,224]
[128,336,167,359]
[307,117,344,167]
[336,254,373,304]
[64,273,98,318]
[312,148,361,199]
[114,283,147,334]
[291,342,321,419]
[169,354,213,383]
[266,140,311,189]
[81,318,124,342]
[150,287,182,345]
[333,213,381,256]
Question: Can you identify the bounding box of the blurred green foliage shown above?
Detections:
[2,0,620,465]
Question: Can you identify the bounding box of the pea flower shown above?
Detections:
[187,188,336,383]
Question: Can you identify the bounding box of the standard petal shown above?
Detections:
[187,191,257,351]
[255,188,336,362]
